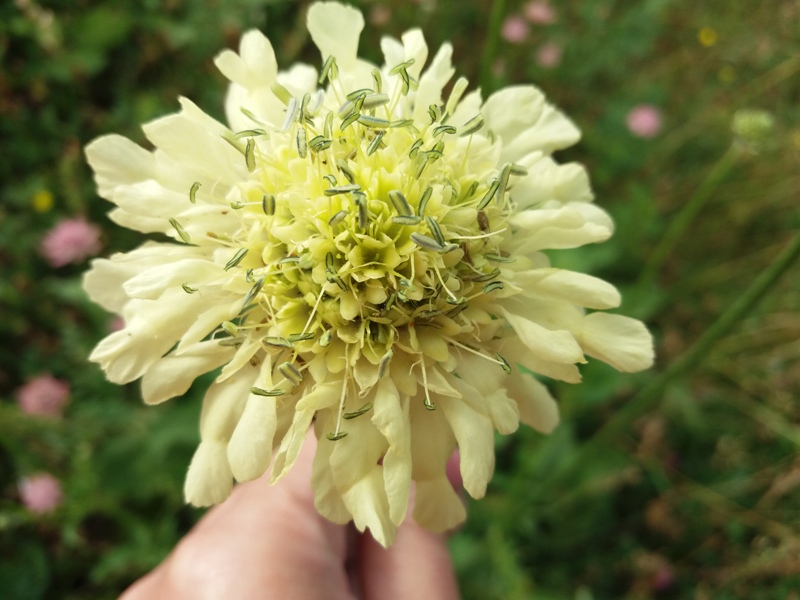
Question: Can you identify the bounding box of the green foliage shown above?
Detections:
[2,0,799,598]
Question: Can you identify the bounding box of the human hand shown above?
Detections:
[120,434,460,600]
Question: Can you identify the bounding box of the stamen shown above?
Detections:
[189,181,201,203]
[234,128,268,139]
[389,190,413,216]
[262,336,293,349]
[459,114,485,137]
[366,130,385,155]
[181,283,197,294]
[169,218,191,244]
[328,209,348,227]
[419,359,436,410]
[377,350,393,378]
[296,128,307,158]
[251,387,286,397]
[357,115,391,129]
[324,184,361,196]
[445,76,468,117]
[245,139,256,172]
[343,402,374,419]
[281,96,298,131]
[319,55,338,84]
[336,159,356,183]
[271,83,292,105]
[224,248,248,271]
[278,362,303,386]
[262,193,276,215]
[417,186,432,216]
[477,179,500,209]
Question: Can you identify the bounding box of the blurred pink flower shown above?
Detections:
[536,42,562,68]
[626,104,663,138]
[653,564,675,591]
[524,0,556,24]
[19,474,63,514]
[16,374,69,418]
[369,5,391,26]
[40,217,102,268]
[501,16,530,44]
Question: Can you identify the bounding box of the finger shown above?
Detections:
[358,519,460,600]
[122,434,353,600]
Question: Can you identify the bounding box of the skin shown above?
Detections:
[121,435,460,600]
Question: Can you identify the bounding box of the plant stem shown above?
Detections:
[533,228,800,502]
[639,147,739,284]
[479,0,507,93]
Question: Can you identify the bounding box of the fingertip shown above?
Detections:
[359,520,460,600]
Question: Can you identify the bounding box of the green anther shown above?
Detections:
[326,431,348,441]
[423,397,437,411]
[325,252,335,271]
[428,104,442,124]
[390,119,414,128]
[296,128,307,158]
[319,330,333,347]
[278,256,300,265]
[426,216,445,246]
[392,215,422,225]
[357,115,391,129]
[399,68,411,95]
[433,125,457,136]
[468,268,501,282]
[181,283,197,294]
[319,55,338,84]
[408,139,424,158]
[355,192,368,230]
[278,362,303,385]
[410,232,444,251]
[299,92,311,118]
[343,402,374,419]
[309,135,332,152]
[234,128,268,139]
[362,93,390,110]
[245,139,256,172]
[324,112,334,138]
[446,295,467,305]
[189,181,201,204]
[509,164,528,176]
[464,181,480,200]
[497,163,512,200]
[389,58,415,75]
[324,184,361,196]
[477,179,500,210]
[263,336,293,348]
[281,96,299,131]
[366,130,385,155]
[459,114,485,137]
[225,248,249,271]
[445,76,469,117]
[169,218,191,244]
[482,281,505,294]
[341,111,360,130]
[346,88,372,101]
[389,190,412,216]
[495,353,512,374]
[242,277,265,308]
[287,332,316,342]
[251,387,286,397]
[323,173,337,186]
[271,83,292,105]
[328,209,348,227]
[218,337,244,347]
[371,68,382,93]
[418,186,432,216]
[336,159,356,183]
[229,201,246,210]
[485,253,516,263]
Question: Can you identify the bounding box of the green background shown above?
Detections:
[2,0,799,598]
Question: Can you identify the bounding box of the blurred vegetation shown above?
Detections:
[1,0,799,598]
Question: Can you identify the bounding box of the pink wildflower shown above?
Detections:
[536,42,562,68]
[40,217,102,268]
[501,15,530,44]
[524,0,556,24]
[626,104,663,138]
[16,374,69,418]
[369,5,391,26]
[19,474,63,514]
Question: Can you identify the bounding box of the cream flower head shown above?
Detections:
[83,1,653,546]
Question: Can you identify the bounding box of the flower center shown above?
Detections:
[186,59,526,412]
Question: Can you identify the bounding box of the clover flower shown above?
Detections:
[83,1,653,546]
